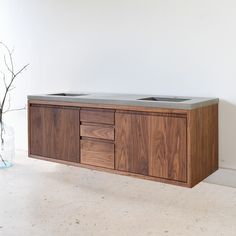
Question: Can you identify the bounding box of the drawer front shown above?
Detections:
[80,109,114,125]
[80,124,114,140]
[81,140,114,169]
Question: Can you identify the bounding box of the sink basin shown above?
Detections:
[138,97,190,102]
[48,93,89,97]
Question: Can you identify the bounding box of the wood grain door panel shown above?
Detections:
[115,112,187,182]
[80,124,114,140]
[29,105,80,162]
[81,139,114,169]
[115,113,149,175]
[80,108,114,125]
[30,105,45,156]
[149,116,187,182]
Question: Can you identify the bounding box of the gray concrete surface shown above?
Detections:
[28,92,219,110]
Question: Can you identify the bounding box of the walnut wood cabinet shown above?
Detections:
[28,101,218,188]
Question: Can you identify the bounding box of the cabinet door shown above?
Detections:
[148,115,187,182]
[29,105,80,162]
[115,112,187,182]
[115,113,149,175]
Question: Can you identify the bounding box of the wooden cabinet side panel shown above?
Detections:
[188,104,218,187]
[149,116,187,182]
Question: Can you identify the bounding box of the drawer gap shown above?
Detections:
[80,136,114,144]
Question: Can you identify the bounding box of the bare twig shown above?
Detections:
[15,64,29,77]
[4,55,14,75]
[0,154,7,166]
[4,94,11,113]
[0,42,29,120]
[1,63,29,113]
[0,122,4,144]
[0,42,29,166]
[1,42,14,74]
[3,106,26,114]
[9,86,16,92]
[0,71,7,88]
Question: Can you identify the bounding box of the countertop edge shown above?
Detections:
[27,95,219,110]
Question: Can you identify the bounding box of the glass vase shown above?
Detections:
[0,122,15,168]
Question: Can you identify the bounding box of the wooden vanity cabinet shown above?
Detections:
[29,104,80,162]
[28,101,218,188]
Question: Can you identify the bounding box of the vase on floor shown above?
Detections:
[0,122,15,168]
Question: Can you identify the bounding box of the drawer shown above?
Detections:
[80,124,114,140]
[80,108,114,125]
[81,140,114,169]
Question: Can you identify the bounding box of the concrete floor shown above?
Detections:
[0,151,236,236]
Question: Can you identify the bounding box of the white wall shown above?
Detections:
[0,0,236,169]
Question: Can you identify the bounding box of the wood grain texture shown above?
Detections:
[29,105,44,156]
[28,100,219,188]
[80,124,114,140]
[115,112,187,181]
[115,113,149,175]
[80,108,115,124]
[187,104,218,187]
[149,115,187,182]
[29,104,80,162]
[80,139,114,169]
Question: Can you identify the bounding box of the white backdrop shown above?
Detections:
[0,0,236,169]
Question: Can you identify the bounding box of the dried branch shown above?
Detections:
[1,42,14,74]
[0,154,7,166]
[0,71,7,88]
[4,94,11,113]
[0,121,3,144]
[0,42,29,122]
[14,64,29,77]
[3,106,26,114]
[0,42,29,166]
[4,55,14,75]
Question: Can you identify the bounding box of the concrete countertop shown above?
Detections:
[28,92,219,110]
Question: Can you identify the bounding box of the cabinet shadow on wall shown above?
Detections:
[218,99,236,169]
